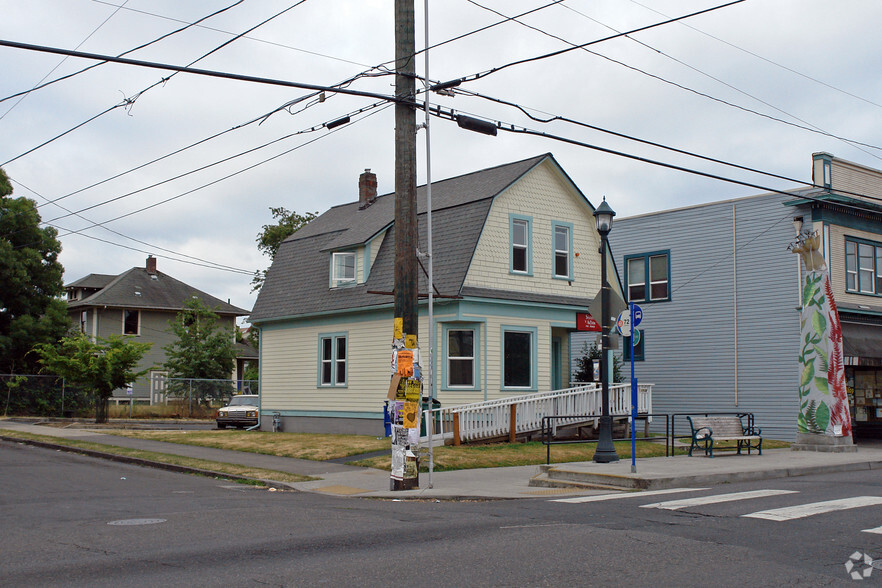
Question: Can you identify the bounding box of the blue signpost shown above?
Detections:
[629,303,642,473]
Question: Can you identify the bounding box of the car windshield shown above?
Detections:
[228,396,258,406]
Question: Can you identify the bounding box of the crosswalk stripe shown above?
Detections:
[743,496,882,521]
[640,489,798,510]
[551,488,708,504]
[862,525,882,534]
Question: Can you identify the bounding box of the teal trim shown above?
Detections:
[317,331,348,387]
[441,322,482,391]
[813,206,882,235]
[845,235,882,298]
[457,298,585,322]
[551,337,562,390]
[551,221,574,281]
[509,213,533,276]
[266,409,383,419]
[252,296,458,327]
[623,250,671,303]
[500,324,538,391]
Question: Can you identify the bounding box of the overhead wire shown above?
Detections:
[0,0,130,119]
[464,0,882,155]
[1,0,312,167]
[0,0,245,107]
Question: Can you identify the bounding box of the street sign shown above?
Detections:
[576,312,602,332]
[615,310,632,336]
[631,304,643,327]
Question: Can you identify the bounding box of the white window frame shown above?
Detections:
[447,329,475,388]
[552,222,572,280]
[331,252,356,287]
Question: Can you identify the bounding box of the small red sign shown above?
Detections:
[577,313,601,332]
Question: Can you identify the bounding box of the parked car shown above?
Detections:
[216,394,259,429]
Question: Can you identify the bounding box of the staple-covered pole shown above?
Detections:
[391,0,419,491]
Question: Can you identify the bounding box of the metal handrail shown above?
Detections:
[541,413,671,464]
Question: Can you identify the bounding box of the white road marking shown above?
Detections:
[551,488,708,504]
[743,496,882,521]
[862,525,882,534]
[640,489,798,511]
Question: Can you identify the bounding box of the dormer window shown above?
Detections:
[331,252,356,287]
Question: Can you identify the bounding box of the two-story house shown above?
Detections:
[250,154,612,434]
[65,256,250,402]
[607,152,882,441]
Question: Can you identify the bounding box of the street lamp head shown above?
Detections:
[593,197,616,236]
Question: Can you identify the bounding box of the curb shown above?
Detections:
[0,435,299,492]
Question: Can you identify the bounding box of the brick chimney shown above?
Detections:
[358,169,377,210]
[146,255,157,274]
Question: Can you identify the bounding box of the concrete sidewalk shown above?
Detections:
[3,420,882,500]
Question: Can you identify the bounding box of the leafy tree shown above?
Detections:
[0,167,70,373]
[34,333,152,423]
[251,206,317,292]
[163,297,237,405]
[573,341,623,383]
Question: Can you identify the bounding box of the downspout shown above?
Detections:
[733,204,738,407]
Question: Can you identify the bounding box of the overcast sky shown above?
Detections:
[2,0,881,321]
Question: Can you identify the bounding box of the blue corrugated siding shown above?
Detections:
[607,194,801,440]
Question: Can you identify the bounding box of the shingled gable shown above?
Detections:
[66,265,248,316]
[250,153,582,322]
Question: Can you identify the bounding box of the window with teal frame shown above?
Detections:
[501,325,537,390]
[624,251,670,303]
[318,332,347,387]
[552,221,573,280]
[442,323,481,390]
[509,214,533,275]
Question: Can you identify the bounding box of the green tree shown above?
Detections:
[572,341,623,383]
[0,167,70,373]
[251,206,317,292]
[163,297,237,405]
[34,333,152,423]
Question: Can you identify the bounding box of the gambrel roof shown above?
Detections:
[250,153,597,323]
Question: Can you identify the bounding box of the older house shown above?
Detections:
[65,256,250,402]
[250,154,613,434]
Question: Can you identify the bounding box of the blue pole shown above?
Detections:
[630,302,637,473]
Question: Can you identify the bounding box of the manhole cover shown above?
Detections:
[107,518,167,526]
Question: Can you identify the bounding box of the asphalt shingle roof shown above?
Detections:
[67,267,249,316]
[251,154,566,323]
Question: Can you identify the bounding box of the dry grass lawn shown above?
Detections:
[108,429,389,461]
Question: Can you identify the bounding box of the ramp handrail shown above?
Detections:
[421,383,653,445]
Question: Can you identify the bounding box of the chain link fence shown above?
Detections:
[2,374,92,418]
[163,378,259,417]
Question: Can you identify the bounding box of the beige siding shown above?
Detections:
[825,222,882,306]
[464,159,601,295]
[831,159,882,203]
[369,230,386,271]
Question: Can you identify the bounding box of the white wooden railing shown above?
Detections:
[421,382,653,445]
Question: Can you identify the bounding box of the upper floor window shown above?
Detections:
[331,252,356,287]
[846,238,882,295]
[552,222,573,280]
[510,215,532,275]
[123,310,139,335]
[625,251,670,302]
[319,333,347,386]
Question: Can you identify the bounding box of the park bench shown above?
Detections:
[686,415,762,458]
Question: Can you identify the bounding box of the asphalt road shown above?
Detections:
[2,440,879,586]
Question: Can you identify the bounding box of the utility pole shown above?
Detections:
[390,0,419,491]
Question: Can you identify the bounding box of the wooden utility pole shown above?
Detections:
[390,0,419,491]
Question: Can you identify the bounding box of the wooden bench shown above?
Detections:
[686,415,762,458]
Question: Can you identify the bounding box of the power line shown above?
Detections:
[0,0,245,107]
[465,0,882,155]
[428,105,882,214]
[458,0,746,84]
[0,1,313,167]
[0,0,130,119]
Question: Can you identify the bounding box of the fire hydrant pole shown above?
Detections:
[391,0,419,492]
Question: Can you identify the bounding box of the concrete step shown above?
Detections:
[528,472,627,492]
[537,463,648,490]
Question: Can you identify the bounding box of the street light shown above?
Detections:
[593,198,619,463]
